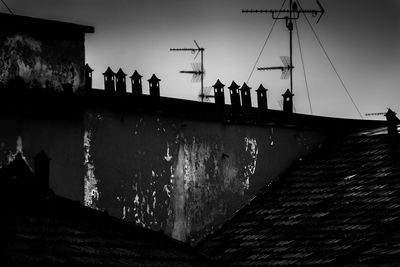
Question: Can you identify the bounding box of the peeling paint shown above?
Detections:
[269,127,275,146]
[3,136,28,167]
[164,142,173,162]
[83,111,326,245]
[83,130,99,209]
[0,33,84,91]
[243,137,259,190]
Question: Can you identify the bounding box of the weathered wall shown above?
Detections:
[0,32,85,91]
[84,109,327,244]
[0,113,84,201]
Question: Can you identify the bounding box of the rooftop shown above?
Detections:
[199,133,400,266]
[2,153,211,267]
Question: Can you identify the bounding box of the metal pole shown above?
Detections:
[289,0,293,94]
[201,49,204,102]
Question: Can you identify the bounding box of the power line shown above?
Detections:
[296,0,363,119]
[246,0,287,84]
[294,19,313,114]
[1,0,14,15]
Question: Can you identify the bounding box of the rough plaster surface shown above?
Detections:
[0,33,85,91]
[84,109,326,244]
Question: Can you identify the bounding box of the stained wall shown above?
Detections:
[84,109,327,244]
[0,32,85,92]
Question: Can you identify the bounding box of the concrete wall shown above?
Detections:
[83,109,327,244]
[0,32,85,91]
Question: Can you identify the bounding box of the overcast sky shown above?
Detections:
[4,0,400,119]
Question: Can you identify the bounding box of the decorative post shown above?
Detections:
[256,84,268,109]
[130,70,143,96]
[148,74,161,97]
[385,109,399,136]
[213,79,225,106]
[228,81,241,107]
[282,89,294,113]
[103,67,115,92]
[85,64,93,90]
[116,68,127,94]
[240,82,252,108]
[34,151,51,193]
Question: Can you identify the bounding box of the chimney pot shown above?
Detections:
[212,79,225,106]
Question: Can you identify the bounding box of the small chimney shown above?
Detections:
[130,70,143,96]
[256,84,268,109]
[282,89,294,113]
[148,74,161,97]
[240,82,252,108]
[34,151,51,193]
[85,64,93,90]
[228,81,241,108]
[103,67,116,92]
[213,79,225,106]
[385,109,399,136]
[116,68,127,94]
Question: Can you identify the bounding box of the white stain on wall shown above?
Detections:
[0,34,81,91]
[83,130,100,209]
[3,136,31,169]
[243,137,259,190]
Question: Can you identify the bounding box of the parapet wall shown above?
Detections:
[0,89,386,244]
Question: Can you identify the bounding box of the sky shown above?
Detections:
[4,0,400,119]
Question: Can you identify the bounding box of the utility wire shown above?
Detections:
[246,0,287,83]
[294,19,313,114]
[1,0,14,15]
[296,0,363,119]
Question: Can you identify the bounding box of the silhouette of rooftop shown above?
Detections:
[1,153,211,267]
[0,12,94,33]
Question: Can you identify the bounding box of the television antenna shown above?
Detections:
[198,86,214,102]
[243,0,325,94]
[365,112,387,117]
[170,40,206,102]
[258,56,293,79]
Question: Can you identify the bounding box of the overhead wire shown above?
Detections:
[294,19,313,114]
[246,0,287,84]
[1,0,14,15]
[296,0,363,119]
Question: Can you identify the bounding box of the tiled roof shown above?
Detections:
[2,155,210,267]
[199,134,400,266]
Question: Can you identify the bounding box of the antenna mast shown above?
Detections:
[170,40,206,101]
[243,0,325,94]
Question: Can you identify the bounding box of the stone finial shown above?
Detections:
[103,67,116,92]
[385,108,400,136]
[85,64,93,90]
[116,68,127,94]
[282,89,294,113]
[240,82,252,108]
[148,74,161,97]
[213,79,225,106]
[256,84,268,109]
[130,70,143,96]
[228,81,241,107]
